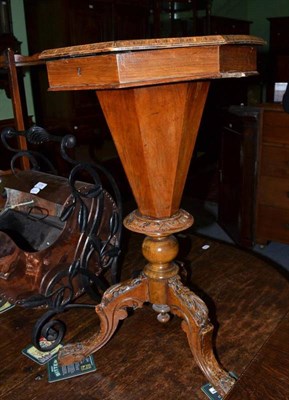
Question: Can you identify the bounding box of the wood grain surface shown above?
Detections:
[0,232,288,400]
[40,35,265,90]
[39,35,265,59]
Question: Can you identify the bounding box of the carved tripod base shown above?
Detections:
[58,210,235,396]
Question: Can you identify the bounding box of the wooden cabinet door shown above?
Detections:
[69,0,113,44]
[24,0,111,138]
[113,1,150,40]
[255,104,289,245]
[24,0,152,138]
[218,106,262,247]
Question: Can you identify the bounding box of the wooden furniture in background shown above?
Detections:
[194,15,252,162]
[0,1,26,168]
[256,103,289,245]
[0,49,29,169]
[218,105,261,248]
[4,50,28,166]
[23,0,254,159]
[153,0,212,37]
[267,16,289,102]
[0,0,21,53]
[198,15,251,36]
[218,103,289,247]
[38,35,264,396]
[0,50,44,170]
[23,0,151,141]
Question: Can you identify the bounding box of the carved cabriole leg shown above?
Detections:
[125,212,235,396]
[167,276,235,396]
[58,273,149,366]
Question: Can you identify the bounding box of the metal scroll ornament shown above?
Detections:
[0,125,122,351]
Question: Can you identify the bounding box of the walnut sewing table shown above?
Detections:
[39,35,264,396]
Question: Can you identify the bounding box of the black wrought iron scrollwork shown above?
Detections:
[0,124,123,352]
[1,125,59,174]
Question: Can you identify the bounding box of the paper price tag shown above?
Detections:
[47,355,96,382]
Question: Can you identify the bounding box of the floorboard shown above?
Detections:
[0,232,289,399]
[226,310,289,400]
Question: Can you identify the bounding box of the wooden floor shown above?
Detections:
[1,231,289,400]
[227,310,289,399]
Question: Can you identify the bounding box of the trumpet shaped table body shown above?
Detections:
[40,35,264,396]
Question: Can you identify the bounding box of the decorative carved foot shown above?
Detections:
[58,273,149,365]
[167,275,235,396]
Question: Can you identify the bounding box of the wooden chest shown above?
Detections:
[256,103,289,244]
[218,103,289,247]
[218,105,261,247]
